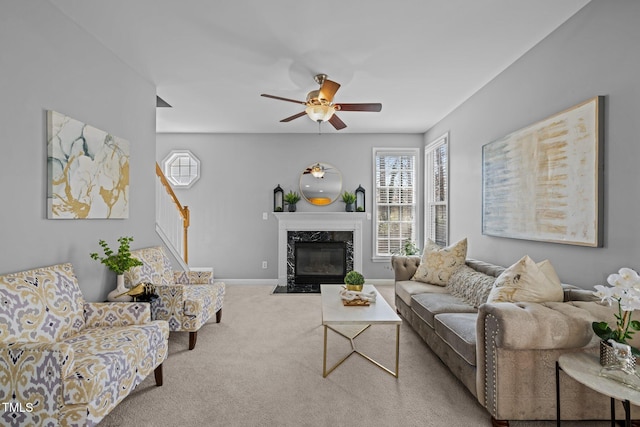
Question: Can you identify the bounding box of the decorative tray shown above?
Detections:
[342,298,370,306]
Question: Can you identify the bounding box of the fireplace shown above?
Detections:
[294,241,347,285]
[274,213,363,293]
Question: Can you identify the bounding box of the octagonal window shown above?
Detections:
[162,150,200,188]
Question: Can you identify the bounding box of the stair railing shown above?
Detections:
[155,162,190,265]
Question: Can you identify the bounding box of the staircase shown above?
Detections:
[155,163,189,271]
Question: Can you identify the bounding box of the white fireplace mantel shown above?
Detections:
[274,212,364,286]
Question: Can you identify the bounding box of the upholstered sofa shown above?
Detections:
[125,246,225,350]
[392,255,640,426]
[0,263,169,427]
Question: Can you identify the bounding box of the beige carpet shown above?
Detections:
[99,285,612,427]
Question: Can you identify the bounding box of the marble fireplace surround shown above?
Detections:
[274,213,363,288]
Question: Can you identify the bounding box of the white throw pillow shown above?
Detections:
[486,255,563,303]
[411,238,467,286]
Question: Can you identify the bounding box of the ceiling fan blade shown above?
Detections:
[261,94,307,105]
[318,79,340,103]
[335,103,382,112]
[280,111,307,122]
[329,114,347,130]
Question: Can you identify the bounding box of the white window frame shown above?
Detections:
[424,132,449,247]
[372,147,420,261]
[162,150,201,188]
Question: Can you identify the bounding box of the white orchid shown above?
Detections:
[593,267,640,352]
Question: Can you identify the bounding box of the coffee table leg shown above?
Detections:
[323,325,328,378]
[395,324,400,378]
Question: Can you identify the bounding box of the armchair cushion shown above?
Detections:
[62,322,169,406]
[0,263,85,343]
[84,302,151,327]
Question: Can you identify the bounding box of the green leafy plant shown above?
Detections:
[592,267,640,356]
[90,236,143,275]
[344,270,365,286]
[284,191,301,205]
[394,239,420,256]
[356,206,364,212]
[341,191,357,204]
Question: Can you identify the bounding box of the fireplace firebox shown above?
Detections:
[294,241,347,285]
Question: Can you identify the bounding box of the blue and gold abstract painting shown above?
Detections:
[47,110,129,219]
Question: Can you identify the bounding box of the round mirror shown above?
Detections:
[299,162,342,206]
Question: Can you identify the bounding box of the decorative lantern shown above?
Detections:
[355,185,365,212]
[273,184,284,212]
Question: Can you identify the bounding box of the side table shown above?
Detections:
[556,352,640,427]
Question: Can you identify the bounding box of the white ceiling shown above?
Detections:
[49,0,590,134]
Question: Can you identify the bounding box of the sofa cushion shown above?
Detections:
[446,265,496,308]
[411,238,467,286]
[411,293,476,328]
[434,312,478,366]
[395,280,450,307]
[487,255,564,303]
[0,263,85,343]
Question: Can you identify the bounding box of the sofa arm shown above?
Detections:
[477,301,601,350]
[0,342,74,426]
[391,255,421,281]
[174,270,214,285]
[84,302,151,327]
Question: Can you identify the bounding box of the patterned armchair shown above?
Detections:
[0,263,169,427]
[124,246,225,350]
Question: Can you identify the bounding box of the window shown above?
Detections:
[425,133,449,247]
[162,150,200,188]
[373,148,419,259]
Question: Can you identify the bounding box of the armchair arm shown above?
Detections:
[174,270,214,285]
[83,302,151,327]
[0,342,74,425]
[391,255,421,282]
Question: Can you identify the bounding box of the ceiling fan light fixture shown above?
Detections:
[310,163,325,178]
[305,104,335,122]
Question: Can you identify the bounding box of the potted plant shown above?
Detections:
[341,191,357,212]
[394,239,420,256]
[344,270,365,292]
[284,191,301,212]
[592,267,640,377]
[90,236,143,302]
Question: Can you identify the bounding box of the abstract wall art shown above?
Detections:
[47,110,130,219]
[482,96,604,247]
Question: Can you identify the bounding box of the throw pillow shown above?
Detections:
[411,238,467,286]
[446,265,497,308]
[486,255,563,303]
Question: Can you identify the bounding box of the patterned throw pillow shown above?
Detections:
[486,255,563,303]
[446,265,496,308]
[411,238,467,286]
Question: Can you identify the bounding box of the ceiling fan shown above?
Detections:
[261,74,382,131]
[303,163,331,178]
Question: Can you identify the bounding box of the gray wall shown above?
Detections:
[0,2,160,301]
[157,133,423,282]
[425,0,640,288]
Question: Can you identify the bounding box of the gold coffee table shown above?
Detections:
[321,284,401,378]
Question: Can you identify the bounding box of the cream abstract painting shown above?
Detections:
[47,111,130,219]
[482,97,603,247]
